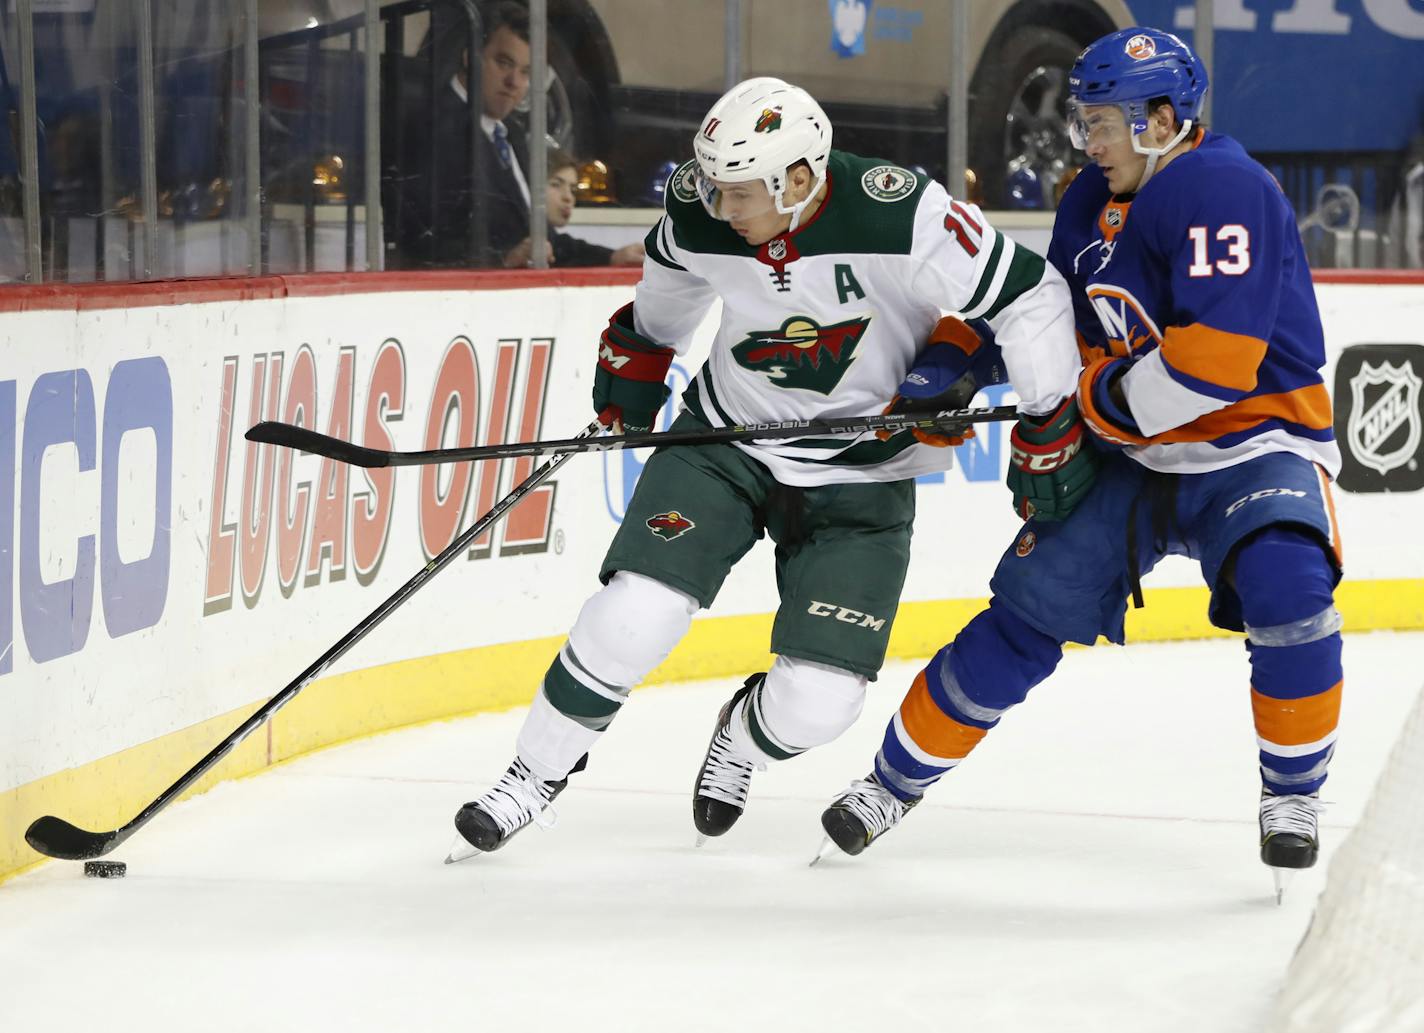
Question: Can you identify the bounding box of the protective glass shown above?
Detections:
[694,168,778,222]
[1066,100,1133,151]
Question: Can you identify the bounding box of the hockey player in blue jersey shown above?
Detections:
[818,27,1344,895]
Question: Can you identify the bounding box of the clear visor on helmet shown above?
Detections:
[1066,100,1141,150]
[694,168,779,222]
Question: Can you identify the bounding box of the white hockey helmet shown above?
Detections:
[692,76,833,231]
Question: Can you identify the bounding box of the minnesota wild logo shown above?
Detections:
[755,107,783,133]
[646,511,695,541]
[730,316,871,394]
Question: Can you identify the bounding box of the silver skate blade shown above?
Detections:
[1270,866,1297,906]
[808,836,837,868]
[694,834,708,849]
[444,835,482,865]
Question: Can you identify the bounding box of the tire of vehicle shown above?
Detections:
[969,24,1084,209]
[513,29,607,161]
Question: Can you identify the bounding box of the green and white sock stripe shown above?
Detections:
[541,645,631,731]
[743,676,805,762]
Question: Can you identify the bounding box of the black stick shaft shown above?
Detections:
[245,405,1019,469]
[49,422,598,855]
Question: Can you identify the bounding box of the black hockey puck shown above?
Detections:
[83,860,126,879]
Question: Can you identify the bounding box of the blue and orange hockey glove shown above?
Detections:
[1006,395,1100,521]
[876,316,1007,447]
[593,302,674,433]
[1077,355,1147,448]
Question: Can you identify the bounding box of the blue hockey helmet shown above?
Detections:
[1069,27,1208,125]
[1067,28,1208,188]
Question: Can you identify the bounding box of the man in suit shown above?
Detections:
[406,1,550,268]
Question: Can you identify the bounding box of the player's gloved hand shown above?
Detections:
[593,302,675,433]
[876,316,1006,447]
[1006,395,1100,522]
[1076,355,1145,449]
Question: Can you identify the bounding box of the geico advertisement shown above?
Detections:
[1,281,1421,787]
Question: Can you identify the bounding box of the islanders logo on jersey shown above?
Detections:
[646,511,696,541]
[755,107,783,133]
[1085,284,1163,358]
[730,316,871,394]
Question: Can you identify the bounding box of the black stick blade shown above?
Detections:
[25,816,120,860]
[244,421,390,468]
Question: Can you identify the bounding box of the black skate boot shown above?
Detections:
[448,754,588,860]
[1260,789,1321,868]
[1260,788,1322,904]
[813,773,918,864]
[692,675,763,840]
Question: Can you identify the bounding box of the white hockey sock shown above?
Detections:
[724,655,867,766]
[517,572,699,780]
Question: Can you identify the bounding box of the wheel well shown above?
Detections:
[548,0,619,94]
[972,0,1119,88]
[547,0,619,152]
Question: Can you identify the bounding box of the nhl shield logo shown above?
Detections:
[1348,360,1422,476]
[646,510,695,541]
[767,238,787,261]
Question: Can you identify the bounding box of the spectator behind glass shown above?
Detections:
[400,1,552,268]
[542,149,645,267]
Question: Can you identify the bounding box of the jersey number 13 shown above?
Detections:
[1187,225,1251,278]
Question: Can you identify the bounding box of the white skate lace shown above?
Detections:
[474,760,561,836]
[836,778,905,840]
[698,727,757,807]
[1260,792,1323,839]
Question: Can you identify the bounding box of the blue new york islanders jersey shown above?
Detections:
[1048,130,1340,476]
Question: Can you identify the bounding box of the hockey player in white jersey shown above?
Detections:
[449,76,1092,858]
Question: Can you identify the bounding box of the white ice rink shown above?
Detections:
[2,632,1421,1033]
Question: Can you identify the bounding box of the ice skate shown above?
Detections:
[811,773,917,865]
[446,754,587,863]
[1259,789,1322,904]
[692,676,763,842]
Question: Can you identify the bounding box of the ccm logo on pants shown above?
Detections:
[807,601,885,631]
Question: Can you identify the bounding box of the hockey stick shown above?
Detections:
[23,422,603,862]
[245,404,1020,468]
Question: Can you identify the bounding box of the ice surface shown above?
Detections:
[1,632,1420,1033]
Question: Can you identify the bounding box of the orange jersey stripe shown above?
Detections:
[1080,377,1335,449]
[899,671,990,760]
[1159,323,1269,394]
[1316,464,1345,567]
[1251,681,1343,748]
[1157,382,1334,444]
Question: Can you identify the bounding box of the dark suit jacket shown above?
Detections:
[395,81,532,269]
[551,229,614,266]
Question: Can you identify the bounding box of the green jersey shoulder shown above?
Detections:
[654,150,930,260]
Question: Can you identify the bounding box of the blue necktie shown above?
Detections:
[493,123,512,170]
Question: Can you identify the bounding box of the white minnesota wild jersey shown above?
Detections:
[634,149,1082,487]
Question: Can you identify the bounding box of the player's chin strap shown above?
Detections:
[775,171,828,232]
[1131,119,1195,191]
